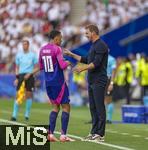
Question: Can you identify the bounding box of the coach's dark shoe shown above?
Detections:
[11,117,16,121]
[106,120,112,124]
[91,134,105,142]
[25,117,29,121]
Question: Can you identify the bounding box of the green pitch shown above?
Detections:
[0,99,148,150]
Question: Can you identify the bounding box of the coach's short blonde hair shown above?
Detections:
[85,24,99,35]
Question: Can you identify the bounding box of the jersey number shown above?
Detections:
[42,56,54,72]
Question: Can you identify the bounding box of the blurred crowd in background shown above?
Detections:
[0,0,148,74]
[0,0,148,104]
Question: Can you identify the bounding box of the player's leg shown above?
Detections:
[60,103,75,142]
[60,84,75,142]
[24,75,34,120]
[61,103,70,135]
[45,85,61,142]
[105,96,114,124]
[49,104,60,134]
[48,104,60,142]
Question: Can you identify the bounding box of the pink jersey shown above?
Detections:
[39,43,68,86]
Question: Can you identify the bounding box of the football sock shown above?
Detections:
[49,111,58,134]
[61,111,70,135]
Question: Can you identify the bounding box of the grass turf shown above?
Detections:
[0,99,148,150]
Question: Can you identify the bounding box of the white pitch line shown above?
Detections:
[2,110,24,116]
[0,118,27,126]
[121,133,130,135]
[132,135,141,138]
[55,131,83,140]
[107,129,144,139]
[107,130,118,133]
[0,118,135,150]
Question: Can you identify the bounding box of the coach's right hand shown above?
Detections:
[63,49,73,56]
[14,79,19,86]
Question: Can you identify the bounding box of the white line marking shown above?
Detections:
[121,133,130,135]
[132,135,141,138]
[107,130,118,133]
[107,129,144,139]
[55,131,83,140]
[145,137,148,140]
[0,119,27,126]
[0,118,135,150]
[2,110,24,116]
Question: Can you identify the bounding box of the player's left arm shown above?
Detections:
[57,47,71,69]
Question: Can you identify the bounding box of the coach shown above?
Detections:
[64,24,108,141]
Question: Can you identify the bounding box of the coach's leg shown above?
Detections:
[93,84,106,137]
[88,85,99,135]
[49,104,60,134]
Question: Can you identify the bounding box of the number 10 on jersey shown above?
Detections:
[42,56,54,72]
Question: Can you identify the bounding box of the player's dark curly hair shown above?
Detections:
[49,30,61,39]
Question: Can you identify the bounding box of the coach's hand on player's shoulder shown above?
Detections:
[14,79,18,86]
[63,49,73,56]
[24,73,31,80]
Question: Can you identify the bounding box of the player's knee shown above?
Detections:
[53,105,60,113]
[61,104,70,112]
